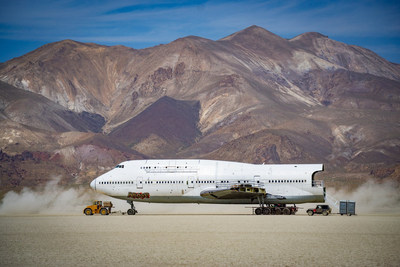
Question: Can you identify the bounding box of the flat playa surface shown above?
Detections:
[1,214,399,266]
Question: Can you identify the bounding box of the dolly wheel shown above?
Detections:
[283,208,291,215]
[262,208,271,215]
[84,208,93,216]
[255,208,262,215]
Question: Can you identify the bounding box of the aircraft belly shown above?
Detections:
[104,182,325,205]
[110,194,324,204]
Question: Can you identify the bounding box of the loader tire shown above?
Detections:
[100,208,109,215]
[84,208,93,216]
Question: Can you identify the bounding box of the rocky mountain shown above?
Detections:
[0,25,399,194]
[109,96,201,157]
[0,81,105,133]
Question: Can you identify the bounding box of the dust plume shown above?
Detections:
[0,177,247,215]
[329,179,400,214]
[0,177,102,215]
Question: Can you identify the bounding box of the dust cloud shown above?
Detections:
[329,179,400,214]
[0,177,104,215]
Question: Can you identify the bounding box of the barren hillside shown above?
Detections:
[0,25,399,193]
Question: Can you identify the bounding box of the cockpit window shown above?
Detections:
[115,165,124,168]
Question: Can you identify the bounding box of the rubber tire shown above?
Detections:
[263,208,271,215]
[84,208,93,216]
[127,209,136,215]
[307,210,314,216]
[275,208,282,215]
[283,208,291,215]
[255,208,262,215]
[100,208,109,215]
[322,210,329,216]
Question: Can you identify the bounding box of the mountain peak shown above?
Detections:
[220,25,284,42]
[290,32,328,42]
[219,25,292,59]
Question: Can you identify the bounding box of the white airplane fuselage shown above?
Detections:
[90,159,326,205]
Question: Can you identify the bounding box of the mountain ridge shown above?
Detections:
[0,25,399,193]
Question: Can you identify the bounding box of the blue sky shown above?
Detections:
[0,0,399,63]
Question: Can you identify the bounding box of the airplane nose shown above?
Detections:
[90,179,96,191]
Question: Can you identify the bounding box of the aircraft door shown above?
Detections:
[254,175,261,186]
[136,176,143,189]
[188,176,194,188]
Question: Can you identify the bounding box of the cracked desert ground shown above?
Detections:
[1,214,399,266]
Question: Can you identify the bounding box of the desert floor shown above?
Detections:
[0,214,399,266]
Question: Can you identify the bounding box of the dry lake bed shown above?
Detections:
[1,214,399,266]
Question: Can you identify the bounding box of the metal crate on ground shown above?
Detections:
[339,200,356,216]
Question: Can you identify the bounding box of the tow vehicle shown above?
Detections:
[307,205,331,216]
[83,201,113,215]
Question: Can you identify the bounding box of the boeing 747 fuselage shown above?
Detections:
[90,159,325,214]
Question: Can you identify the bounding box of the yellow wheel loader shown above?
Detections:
[83,201,113,215]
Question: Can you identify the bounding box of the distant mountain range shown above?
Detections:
[1,25,399,193]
